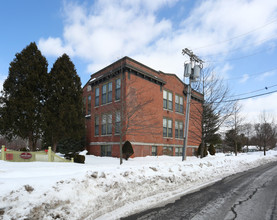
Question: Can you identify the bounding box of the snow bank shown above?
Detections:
[0,151,277,220]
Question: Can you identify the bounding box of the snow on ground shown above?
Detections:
[0,151,277,220]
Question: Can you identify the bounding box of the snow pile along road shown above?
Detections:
[0,151,277,220]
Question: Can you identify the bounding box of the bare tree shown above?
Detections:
[254,111,276,156]
[225,103,244,156]
[102,73,160,165]
[241,123,253,152]
[190,67,235,157]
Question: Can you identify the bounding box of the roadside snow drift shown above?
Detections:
[0,151,277,220]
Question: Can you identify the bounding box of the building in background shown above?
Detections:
[83,57,203,157]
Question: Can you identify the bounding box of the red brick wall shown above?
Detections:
[83,57,203,158]
[124,71,162,144]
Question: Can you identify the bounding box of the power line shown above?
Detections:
[231,84,277,97]
[201,66,277,82]
[204,44,277,63]
[208,35,277,56]
[225,67,277,81]
[193,18,277,51]
[213,89,277,103]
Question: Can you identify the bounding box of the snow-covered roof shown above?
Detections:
[243,145,259,150]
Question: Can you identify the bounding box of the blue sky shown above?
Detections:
[1,0,277,122]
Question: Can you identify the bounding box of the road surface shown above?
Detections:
[122,160,277,220]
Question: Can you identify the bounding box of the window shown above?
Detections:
[101,145,112,157]
[102,82,112,105]
[95,116,99,136]
[163,90,173,110]
[102,114,107,135]
[175,121,183,139]
[163,118,172,137]
[108,82,112,103]
[102,84,107,105]
[101,113,112,135]
[115,111,121,134]
[87,95,91,114]
[115,78,121,100]
[152,146,157,156]
[87,85,91,92]
[107,114,112,134]
[175,95,184,113]
[95,87,99,107]
[83,97,86,114]
[175,147,183,156]
[163,146,173,156]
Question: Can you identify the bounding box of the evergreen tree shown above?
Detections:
[56,137,85,154]
[197,143,208,157]
[0,42,48,150]
[43,54,84,152]
[224,129,245,153]
[122,141,134,160]
[208,144,216,155]
[203,104,221,145]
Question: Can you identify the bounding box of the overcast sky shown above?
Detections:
[1,0,277,123]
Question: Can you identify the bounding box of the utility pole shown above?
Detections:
[182,48,203,161]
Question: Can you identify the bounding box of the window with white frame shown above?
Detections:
[102,82,112,105]
[152,146,157,156]
[95,115,99,136]
[163,118,172,137]
[108,82,112,103]
[87,85,91,92]
[175,94,184,113]
[175,147,183,156]
[95,87,99,107]
[163,90,173,110]
[115,78,121,100]
[163,146,173,156]
[102,84,107,105]
[87,95,91,114]
[115,111,121,134]
[175,121,183,139]
[101,145,112,156]
[107,114,112,134]
[83,97,86,114]
[101,114,107,135]
[101,113,112,135]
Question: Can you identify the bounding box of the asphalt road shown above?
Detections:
[122,160,277,220]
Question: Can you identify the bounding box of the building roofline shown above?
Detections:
[89,56,166,87]
[91,56,161,78]
[160,71,204,101]
[86,56,203,101]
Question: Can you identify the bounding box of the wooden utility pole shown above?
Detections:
[182,48,203,161]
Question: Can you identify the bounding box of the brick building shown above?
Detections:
[83,57,203,157]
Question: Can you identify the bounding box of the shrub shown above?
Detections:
[122,141,134,160]
[57,137,85,154]
[197,143,208,158]
[208,144,216,155]
[64,152,85,164]
[19,147,29,152]
[74,155,85,164]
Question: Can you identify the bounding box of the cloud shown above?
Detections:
[35,0,277,123]
[38,37,74,57]
[240,74,249,83]
[182,0,277,54]
[0,73,7,92]
[256,70,276,81]
[0,79,4,92]
[38,0,277,79]
[39,0,174,72]
[240,92,277,123]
